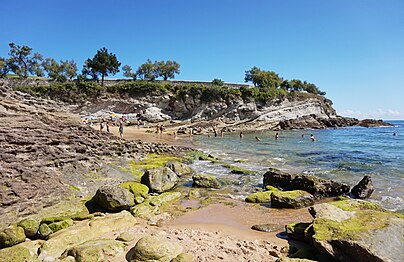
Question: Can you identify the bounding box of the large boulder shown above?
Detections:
[0,224,26,248]
[271,190,315,209]
[141,167,178,193]
[131,192,181,219]
[263,169,350,199]
[130,235,183,262]
[291,175,350,199]
[165,161,193,177]
[38,223,53,239]
[246,186,279,203]
[63,239,125,262]
[351,175,375,199]
[141,107,172,123]
[192,174,221,189]
[263,168,293,190]
[309,199,404,261]
[48,218,74,233]
[92,185,135,211]
[17,218,40,238]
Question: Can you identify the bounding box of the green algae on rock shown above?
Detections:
[245,191,273,203]
[192,174,221,189]
[130,192,182,219]
[48,218,74,233]
[0,224,26,248]
[141,167,179,193]
[92,185,135,211]
[271,190,314,208]
[17,218,40,238]
[38,223,53,239]
[0,240,43,262]
[119,181,149,198]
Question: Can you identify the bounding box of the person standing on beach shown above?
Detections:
[106,122,110,132]
[119,121,124,138]
[100,121,104,131]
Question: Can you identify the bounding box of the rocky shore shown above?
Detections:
[0,80,402,262]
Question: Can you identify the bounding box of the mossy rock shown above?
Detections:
[220,162,256,175]
[165,161,193,177]
[141,167,179,193]
[0,225,26,248]
[116,232,136,242]
[245,191,272,203]
[130,192,181,219]
[17,218,40,238]
[130,235,183,262]
[286,222,312,241]
[124,154,182,179]
[251,223,283,233]
[38,223,53,239]
[309,199,404,261]
[119,181,149,198]
[192,174,221,189]
[48,218,74,233]
[0,240,42,262]
[171,252,194,262]
[92,185,135,211]
[271,190,314,209]
[63,239,125,262]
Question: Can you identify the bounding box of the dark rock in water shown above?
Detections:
[291,175,350,199]
[263,168,293,190]
[141,167,178,193]
[271,190,315,209]
[263,169,350,199]
[92,185,134,211]
[351,175,375,199]
[192,174,221,189]
[358,119,394,127]
[251,224,283,233]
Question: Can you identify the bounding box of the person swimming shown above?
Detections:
[240,131,243,139]
[275,132,279,140]
[255,136,261,141]
[310,134,315,141]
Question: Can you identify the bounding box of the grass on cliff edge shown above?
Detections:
[121,154,182,180]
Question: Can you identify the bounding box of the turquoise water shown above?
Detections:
[186,121,404,211]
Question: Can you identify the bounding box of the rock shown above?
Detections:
[171,252,194,262]
[263,169,350,199]
[351,175,375,199]
[192,174,221,189]
[116,232,136,242]
[17,218,40,238]
[309,199,404,261]
[39,211,137,260]
[0,224,26,248]
[263,168,293,190]
[286,222,312,241]
[119,181,149,198]
[92,185,135,211]
[141,167,178,193]
[271,190,314,209]
[0,240,43,262]
[63,239,125,262]
[141,106,172,123]
[358,119,393,127]
[165,161,193,177]
[291,175,350,199]
[131,192,181,219]
[48,218,74,233]
[130,235,183,262]
[251,224,283,233]
[245,191,273,203]
[38,223,53,239]
[308,203,355,222]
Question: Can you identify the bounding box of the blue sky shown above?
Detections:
[1,0,403,119]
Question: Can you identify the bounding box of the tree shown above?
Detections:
[244,66,282,89]
[42,58,61,80]
[60,60,77,80]
[82,47,121,85]
[136,59,156,81]
[7,42,43,77]
[156,60,180,80]
[211,78,224,86]
[0,57,9,78]
[122,64,136,79]
[244,66,261,86]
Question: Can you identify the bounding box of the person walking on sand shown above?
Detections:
[100,121,104,131]
[119,121,124,138]
[106,122,110,132]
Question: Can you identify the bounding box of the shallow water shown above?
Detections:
[186,121,404,211]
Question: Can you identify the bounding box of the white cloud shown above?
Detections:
[339,108,404,120]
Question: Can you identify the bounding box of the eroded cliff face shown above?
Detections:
[77,91,357,130]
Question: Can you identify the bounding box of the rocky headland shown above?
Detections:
[0,79,401,262]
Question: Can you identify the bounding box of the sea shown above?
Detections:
[185,120,404,212]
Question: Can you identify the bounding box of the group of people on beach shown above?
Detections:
[98,118,125,138]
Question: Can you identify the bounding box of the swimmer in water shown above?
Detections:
[310,134,315,141]
[240,131,243,139]
[255,136,261,141]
